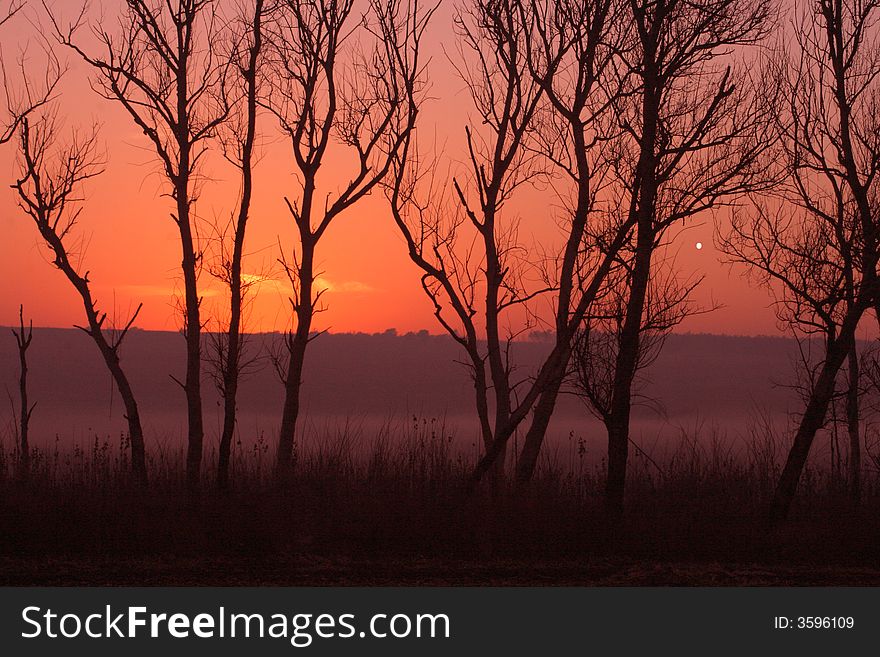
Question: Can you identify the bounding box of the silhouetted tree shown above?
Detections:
[0,0,26,144]
[566,0,772,517]
[389,0,637,489]
[570,259,707,469]
[720,0,880,521]
[11,304,34,473]
[1,1,61,145]
[512,0,633,487]
[785,271,864,502]
[11,112,148,483]
[208,0,267,491]
[266,0,435,476]
[50,0,230,490]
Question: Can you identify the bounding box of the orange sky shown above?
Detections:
[0,0,785,337]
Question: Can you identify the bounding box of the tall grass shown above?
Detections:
[0,415,878,576]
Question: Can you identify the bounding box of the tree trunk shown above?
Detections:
[473,363,494,454]
[277,239,315,478]
[173,39,204,493]
[218,2,262,491]
[217,340,239,490]
[467,345,569,491]
[602,50,660,518]
[101,343,147,484]
[181,218,204,493]
[72,289,147,484]
[277,331,309,476]
[23,180,147,482]
[70,296,147,484]
[18,348,29,469]
[468,422,517,493]
[604,242,651,519]
[846,342,860,505]
[14,314,32,473]
[769,327,855,522]
[514,372,565,488]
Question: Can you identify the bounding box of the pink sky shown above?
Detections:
[0,0,784,337]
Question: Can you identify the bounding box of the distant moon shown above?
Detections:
[695,242,703,250]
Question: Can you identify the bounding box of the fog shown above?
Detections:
[0,329,805,461]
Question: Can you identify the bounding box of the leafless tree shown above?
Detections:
[0,1,23,38]
[265,0,435,476]
[11,304,35,473]
[11,112,148,483]
[388,0,637,489]
[0,0,27,144]
[207,0,267,491]
[571,255,707,444]
[569,0,772,517]
[511,0,632,487]
[48,0,230,490]
[1,1,62,146]
[720,0,880,521]
[390,0,549,481]
[782,254,865,503]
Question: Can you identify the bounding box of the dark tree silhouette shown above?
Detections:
[49,0,230,491]
[571,258,707,470]
[11,304,35,473]
[0,0,26,145]
[720,0,880,521]
[266,0,435,476]
[512,0,633,487]
[565,0,772,517]
[208,0,267,491]
[1,1,61,146]
[390,0,549,480]
[11,112,148,483]
[389,0,637,489]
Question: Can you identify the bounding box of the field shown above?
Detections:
[1,422,878,586]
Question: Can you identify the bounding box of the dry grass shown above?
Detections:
[0,417,878,584]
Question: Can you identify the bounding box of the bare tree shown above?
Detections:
[11,112,148,483]
[390,0,549,480]
[0,0,27,144]
[571,256,707,451]
[266,0,435,476]
[389,0,637,489]
[785,246,865,502]
[1,1,62,145]
[563,0,772,517]
[11,304,35,473]
[720,0,880,521]
[511,0,632,487]
[207,0,267,491]
[49,0,230,490]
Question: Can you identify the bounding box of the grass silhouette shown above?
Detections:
[0,416,879,585]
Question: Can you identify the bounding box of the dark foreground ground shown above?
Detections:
[2,482,879,585]
[2,432,879,586]
[3,556,880,586]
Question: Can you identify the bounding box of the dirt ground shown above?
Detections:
[3,556,880,586]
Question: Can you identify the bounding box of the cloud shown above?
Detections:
[241,273,270,286]
[314,277,375,293]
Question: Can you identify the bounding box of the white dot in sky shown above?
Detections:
[695,242,703,250]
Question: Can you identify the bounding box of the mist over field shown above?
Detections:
[0,329,801,460]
